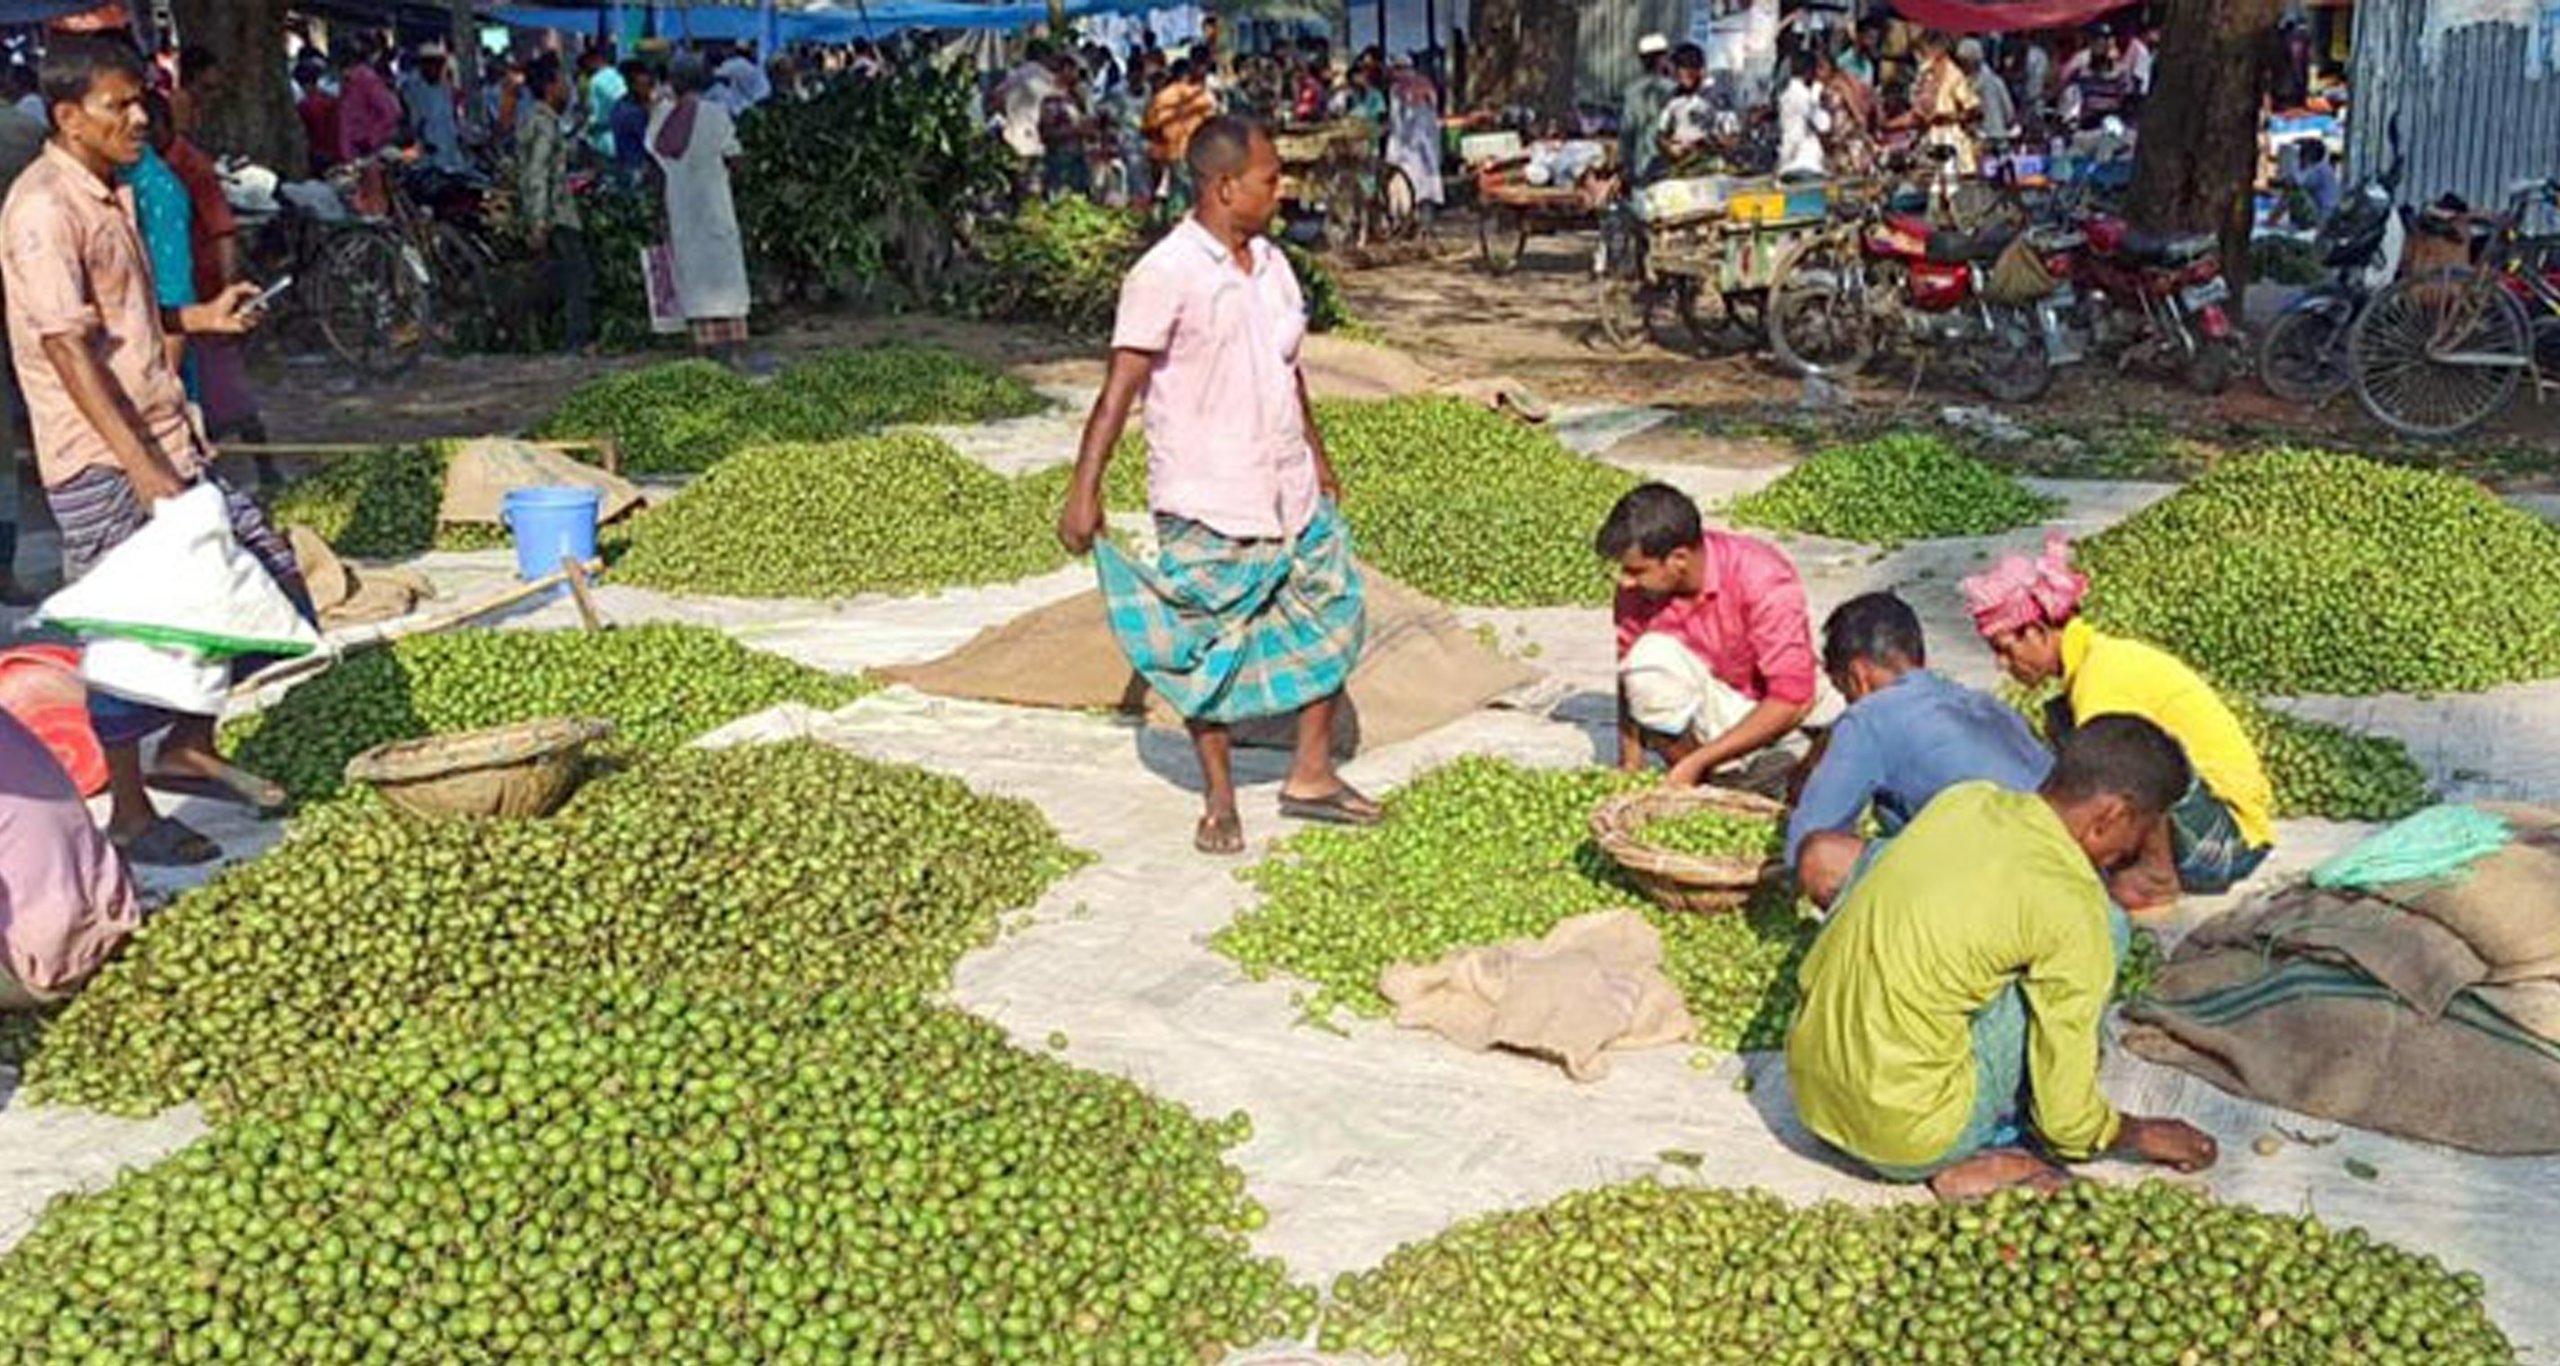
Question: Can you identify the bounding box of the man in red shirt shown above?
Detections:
[1597,483,1817,788]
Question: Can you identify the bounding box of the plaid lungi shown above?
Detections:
[1095,500,1365,725]
[47,465,313,743]
[2167,778,2270,895]
[689,316,750,348]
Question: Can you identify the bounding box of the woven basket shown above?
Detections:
[344,717,614,821]
[1590,785,1788,914]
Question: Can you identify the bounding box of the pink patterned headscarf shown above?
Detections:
[1962,532,2089,639]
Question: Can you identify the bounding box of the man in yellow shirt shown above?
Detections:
[1788,715,2221,1199]
[1963,535,2274,907]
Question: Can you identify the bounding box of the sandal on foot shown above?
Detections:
[113,817,221,867]
[145,760,288,815]
[1277,784,1381,827]
[1195,811,1247,856]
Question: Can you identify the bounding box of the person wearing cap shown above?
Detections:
[1962,535,2274,908]
[1596,483,1816,790]
[1619,33,1674,184]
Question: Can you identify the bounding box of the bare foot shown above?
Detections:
[1926,1148,2071,1201]
[1194,808,1246,856]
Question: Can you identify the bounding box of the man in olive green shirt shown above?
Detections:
[1619,34,1674,185]
[1787,714,2221,1199]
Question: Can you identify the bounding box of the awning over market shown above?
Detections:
[1883,0,2142,33]
[490,0,1160,42]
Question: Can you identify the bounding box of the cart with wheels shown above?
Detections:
[1476,158,1616,275]
[1595,175,1834,354]
[1274,119,1417,253]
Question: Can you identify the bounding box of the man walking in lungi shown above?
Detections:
[1056,115,1375,856]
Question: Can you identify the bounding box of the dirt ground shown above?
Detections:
[235,216,2560,480]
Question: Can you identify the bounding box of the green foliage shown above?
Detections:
[1278,238,1355,333]
[1318,397,1639,606]
[1726,433,2061,545]
[2080,449,2560,695]
[221,624,872,804]
[735,64,1011,298]
[972,197,1154,334]
[19,743,1084,1119]
[1322,1179,2510,1364]
[1217,758,1815,1051]
[0,978,1310,1363]
[767,344,1047,431]
[529,359,800,475]
[613,435,1070,599]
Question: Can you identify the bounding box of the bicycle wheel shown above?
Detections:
[1479,206,1528,275]
[1767,235,1877,377]
[313,227,432,379]
[2350,268,2529,440]
[1319,166,1368,252]
[2257,299,2355,404]
[425,222,499,353]
[1375,165,1419,242]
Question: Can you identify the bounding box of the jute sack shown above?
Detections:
[878,564,1537,754]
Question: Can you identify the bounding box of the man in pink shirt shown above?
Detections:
[334,40,401,164]
[1,709,141,1009]
[1598,482,1817,788]
[1057,116,1371,856]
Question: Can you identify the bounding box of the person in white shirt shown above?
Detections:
[1777,50,1831,181]
[2123,25,2156,95]
[712,43,768,113]
[1961,39,2017,148]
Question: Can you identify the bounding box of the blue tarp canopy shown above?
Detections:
[490,1,1157,42]
[0,0,113,23]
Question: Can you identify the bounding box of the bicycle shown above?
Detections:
[2346,177,2560,440]
[305,152,505,377]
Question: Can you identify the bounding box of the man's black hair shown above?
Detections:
[2299,140,2327,167]
[1186,114,1264,182]
[1821,592,1926,677]
[1672,42,1707,70]
[1790,48,1820,82]
[526,53,565,95]
[2044,714,2192,817]
[1594,483,1704,561]
[39,37,146,125]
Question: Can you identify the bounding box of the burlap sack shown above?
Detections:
[286,526,434,629]
[2373,803,2560,982]
[438,439,647,528]
[877,565,1537,755]
[1377,910,1694,1081]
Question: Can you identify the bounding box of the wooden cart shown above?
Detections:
[1595,183,1838,354]
[1273,119,1416,252]
[1474,155,1617,276]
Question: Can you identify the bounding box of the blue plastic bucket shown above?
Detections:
[501,486,602,582]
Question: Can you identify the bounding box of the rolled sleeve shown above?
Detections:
[2020,892,2124,1161]
[1110,258,1181,353]
[1786,715,1881,865]
[1743,565,1818,705]
[6,209,100,339]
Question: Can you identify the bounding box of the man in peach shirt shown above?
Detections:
[3,38,288,866]
[1056,116,1371,856]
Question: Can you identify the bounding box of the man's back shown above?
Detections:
[1788,782,2119,1168]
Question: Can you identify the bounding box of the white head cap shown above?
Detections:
[1638,33,1671,58]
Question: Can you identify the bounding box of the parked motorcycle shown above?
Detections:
[1768,199,2084,403]
[2257,123,2407,404]
[2065,215,2245,395]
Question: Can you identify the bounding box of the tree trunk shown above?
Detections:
[452,0,482,108]
[171,0,304,172]
[1468,0,1576,119]
[2129,0,2279,302]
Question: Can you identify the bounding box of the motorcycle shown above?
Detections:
[2065,214,2245,395]
[1769,199,2085,404]
[2257,122,2407,404]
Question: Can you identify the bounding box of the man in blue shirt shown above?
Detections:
[1789,592,2054,907]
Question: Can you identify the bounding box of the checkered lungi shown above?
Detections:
[689,316,750,348]
[2167,778,2270,895]
[1094,500,1365,725]
[46,465,312,743]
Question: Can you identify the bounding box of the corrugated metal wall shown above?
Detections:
[1573,0,1691,107]
[2349,2,2560,227]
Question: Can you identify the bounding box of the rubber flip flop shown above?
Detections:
[1277,784,1382,827]
[113,816,221,868]
[145,762,289,815]
[1195,812,1247,856]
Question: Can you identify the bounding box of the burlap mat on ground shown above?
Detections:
[2123,805,2560,1153]
[1378,910,1693,1081]
[876,565,1537,754]
[287,527,434,629]
[438,439,647,528]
